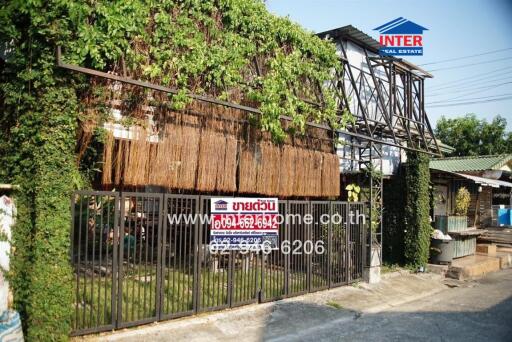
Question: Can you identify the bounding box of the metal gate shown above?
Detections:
[70,191,366,335]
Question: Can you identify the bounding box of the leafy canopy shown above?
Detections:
[27,0,341,141]
[435,114,512,156]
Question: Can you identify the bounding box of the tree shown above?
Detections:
[435,114,512,156]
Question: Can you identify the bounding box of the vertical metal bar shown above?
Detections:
[328,203,332,288]
[83,195,90,328]
[96,195,103,327]
[72,193,79,330]
[155,194,163,320]
[193,196,199,313]
[117,193,125,327]
[112,193,119,329]
[345,203,350,284]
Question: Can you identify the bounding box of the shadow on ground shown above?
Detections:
[262,293,512,341]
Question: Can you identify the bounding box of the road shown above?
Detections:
[93,269,512,342]
[264,269,512,341]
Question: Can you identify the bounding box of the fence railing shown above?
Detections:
[70,191,367,335]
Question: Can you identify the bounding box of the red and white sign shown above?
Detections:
[210,198,279,249]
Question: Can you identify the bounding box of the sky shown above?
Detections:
[265,0,512,131]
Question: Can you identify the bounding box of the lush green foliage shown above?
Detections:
[436,114,512,156]
[403,152,431,268]
[454,187,471,216]
[0,0,342,339]
[64,0,342,141]
[382,169,406,264]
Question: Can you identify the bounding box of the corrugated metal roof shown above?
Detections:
[453,172,512,188]
[430,154,512,172]
[317,25,382,53]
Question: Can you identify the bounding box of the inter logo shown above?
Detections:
[374,17,428,56]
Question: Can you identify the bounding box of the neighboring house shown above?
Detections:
[430,154,512,227]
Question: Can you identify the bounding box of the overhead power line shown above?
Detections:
[426,95,512,108]
[428,69,512,91]
[418,47,512,66]
[427,77,512,97]
[427,93,512,105]
[427,56,512,72]
[427,80,512,97]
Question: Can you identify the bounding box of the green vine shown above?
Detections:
[0,1,343,340]
[403,152,431,268]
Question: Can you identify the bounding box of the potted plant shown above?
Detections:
[435,187,470,233]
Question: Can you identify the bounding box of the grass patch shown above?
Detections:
[326,301,343,309]
[381,263,401,274]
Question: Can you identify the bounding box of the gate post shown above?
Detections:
[359,142,382,284]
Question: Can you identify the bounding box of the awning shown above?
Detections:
[431,168,512,188]
[454,172,512,188]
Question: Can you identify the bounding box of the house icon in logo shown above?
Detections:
[373,17,428,35]
[214,200,228,211]
[373,17,428,56]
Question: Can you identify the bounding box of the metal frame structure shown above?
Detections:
[317,25,440,269]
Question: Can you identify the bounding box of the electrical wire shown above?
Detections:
[427,77,512,97]
[426,96,512,108]
[418,47,512,66]
[427,93,512,104]
[427,56,512,72]
[428,69,512,91]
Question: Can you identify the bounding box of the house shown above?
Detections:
[430,154,512,227]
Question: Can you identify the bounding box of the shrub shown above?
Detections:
[454,187,471,216]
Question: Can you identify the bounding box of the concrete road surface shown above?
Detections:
[265,269,512,341]
[84,269,512,342]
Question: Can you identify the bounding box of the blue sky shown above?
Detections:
[266,0,512,131]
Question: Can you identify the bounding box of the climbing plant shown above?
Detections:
[382,167,406,264]
[0,0,343,340]
[403,151,431,268]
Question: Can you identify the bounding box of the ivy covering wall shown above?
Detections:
[0,1,341,340]
[403,152,432,268]
[383,152,432,267]
[382,170,405,264]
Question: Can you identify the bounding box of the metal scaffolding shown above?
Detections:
[321,26,440,270]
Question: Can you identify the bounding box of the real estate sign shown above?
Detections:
[210,198,279,250]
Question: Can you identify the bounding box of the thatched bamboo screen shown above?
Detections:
[101,129,340,198]
[94,89,340,197]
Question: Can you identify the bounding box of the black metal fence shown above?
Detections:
[70,191,366,336]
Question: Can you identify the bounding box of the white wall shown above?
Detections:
[335,40,404,176]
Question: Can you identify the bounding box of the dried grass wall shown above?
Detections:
[100,100,340,197]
